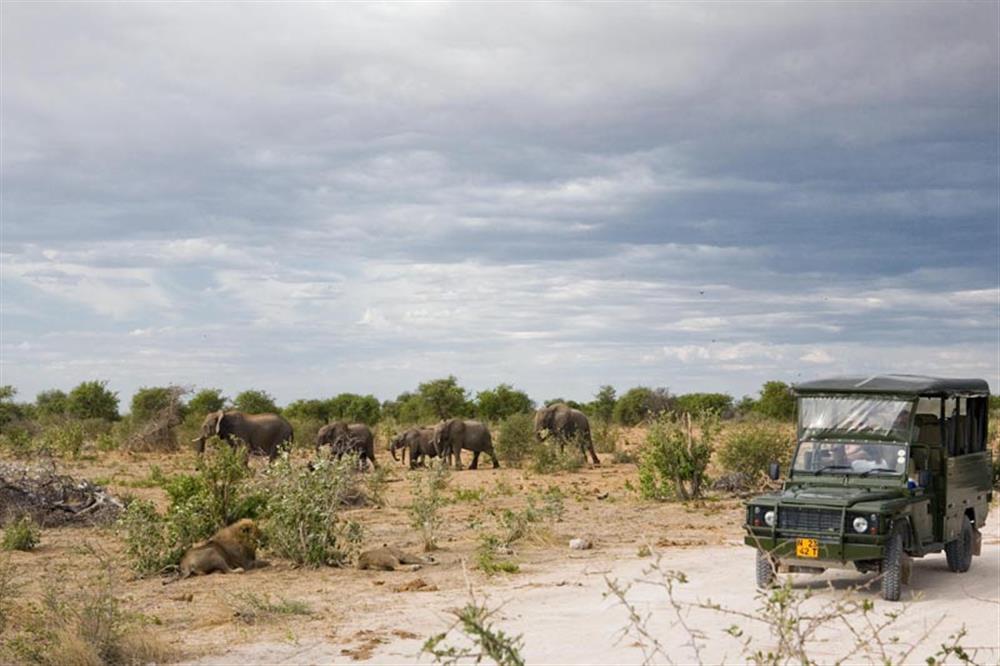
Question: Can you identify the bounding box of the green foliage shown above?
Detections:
[476,384,534,422]
[130,386,184,423]
[283,399,329,422]
[544,397,583,410]
[66,380,119,421]
[0,427,34,457]
[409,464,451,551]
[0,386,27,430]
[613,386,673,426]
[591,419,620,453]
[418,376,473,420]
[233,389,279,414]
[638,414,716,500]
[495,413,535,467]
[118,444,263,575]
[718,420,795,481]
[258,455,365,567]
[186,388,227,417]
[674,392,733,417]
[38,422,86,458]
[326,393,381,425]
[382,391,433,425]
[34,390,68,418]
[2,516,40,552]
[588,385,617,422]
[422,595,525,666]
[530,441,584,474]
[753,380,796,421]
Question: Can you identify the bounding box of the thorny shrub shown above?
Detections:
[409,463,451,552]
[257,454,365,567]
[530,438,585,474]
[638,413,716,500]
[474,488,565,575]
[495,413,535,467]
[2,516,40,552]
[717,419,795,483]
[118,442,265,575]
[422,589,525,666]
[591,419,621,454]
[605,550,984,666]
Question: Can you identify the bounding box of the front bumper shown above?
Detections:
[745,530,888,563]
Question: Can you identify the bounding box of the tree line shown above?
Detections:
[0,376,808,432]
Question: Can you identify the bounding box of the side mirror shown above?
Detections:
[768,462,781,481]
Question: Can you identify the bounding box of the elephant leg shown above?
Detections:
[453,448,463,470]
[470,450,480,470]
[586,441,601,465]
[489,450,500,469]
[368,452,378,470]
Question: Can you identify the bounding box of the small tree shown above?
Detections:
[284,399,330,422]
[589,385,617,423]
[131,386,187,423]
[0,386,27,429]
[35,389,69,418]
[186,388,227,417]
[67,381,119,421]
[638,413,716,500]
[754,381,796,421]
[326,393,381,425]
[418,377,472,420]
[614,387,654,426]
[495,413,535,467]
[233,390,279,414]
[476,384,534,422]
[674,392,733,417]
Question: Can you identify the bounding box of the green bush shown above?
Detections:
[530,441,584,474]
[186,388,227,418]
[66,380,119,421]
[233,389,279,414]
[717,420,795,480]
[495,413,535,467]
[2,516,40,552]
[591,419,620,453]
[258,455,364,567]
[638,414,716,501]
[753,381,796,421]
[409,464,451,551]
[476,384,534,422]
[39,422,85,458]
[0,427,35,457]
[117,443,263,575]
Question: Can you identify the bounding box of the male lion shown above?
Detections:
[176,518,269,579]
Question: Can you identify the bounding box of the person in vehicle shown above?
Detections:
[843,443,886,472]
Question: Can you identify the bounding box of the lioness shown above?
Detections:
[357,545,434,571]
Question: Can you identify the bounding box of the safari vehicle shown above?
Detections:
[745,375,992,601]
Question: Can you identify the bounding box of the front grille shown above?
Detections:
[778,507,840,533]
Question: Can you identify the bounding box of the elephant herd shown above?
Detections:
[192,402,600,469]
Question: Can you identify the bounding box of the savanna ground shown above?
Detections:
[2,423,998,665]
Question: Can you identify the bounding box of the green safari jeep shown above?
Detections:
[745,375,992,601]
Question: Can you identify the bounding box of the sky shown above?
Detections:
[2,2,998,409]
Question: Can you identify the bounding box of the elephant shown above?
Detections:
[389,427,438,469]
[534,403,600,464]
[432,419,499,470]
[315,421,377,470]
[193,410,293,461]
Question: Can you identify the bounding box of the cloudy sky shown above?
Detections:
[2,2,998,408]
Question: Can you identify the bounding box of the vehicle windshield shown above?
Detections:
[798,396,913,441]
[792,440,908,476]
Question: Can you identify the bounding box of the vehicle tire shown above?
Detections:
[881,531,903,602]
[944,519,973,573]
[755,549,775,589]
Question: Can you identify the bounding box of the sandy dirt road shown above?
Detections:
[187,512,1000,665]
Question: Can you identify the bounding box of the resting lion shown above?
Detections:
[174,518,269,580]
[357,545,434,571]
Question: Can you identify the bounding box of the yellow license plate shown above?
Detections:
[796,538,819,558]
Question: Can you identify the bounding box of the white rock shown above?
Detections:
[569,538,592,550]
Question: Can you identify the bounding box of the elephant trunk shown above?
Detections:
[390,439,399,462]
[193,436,206,454]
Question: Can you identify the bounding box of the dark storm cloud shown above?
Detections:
[2,2,997,404]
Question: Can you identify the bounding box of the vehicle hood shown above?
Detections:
[778,485,903,508]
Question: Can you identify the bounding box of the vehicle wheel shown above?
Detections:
[945,519,973,573]
[881,531,903,601]
[755,549,775,589]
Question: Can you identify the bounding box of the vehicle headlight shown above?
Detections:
[764,510,776,527]
[852,516,869,533]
